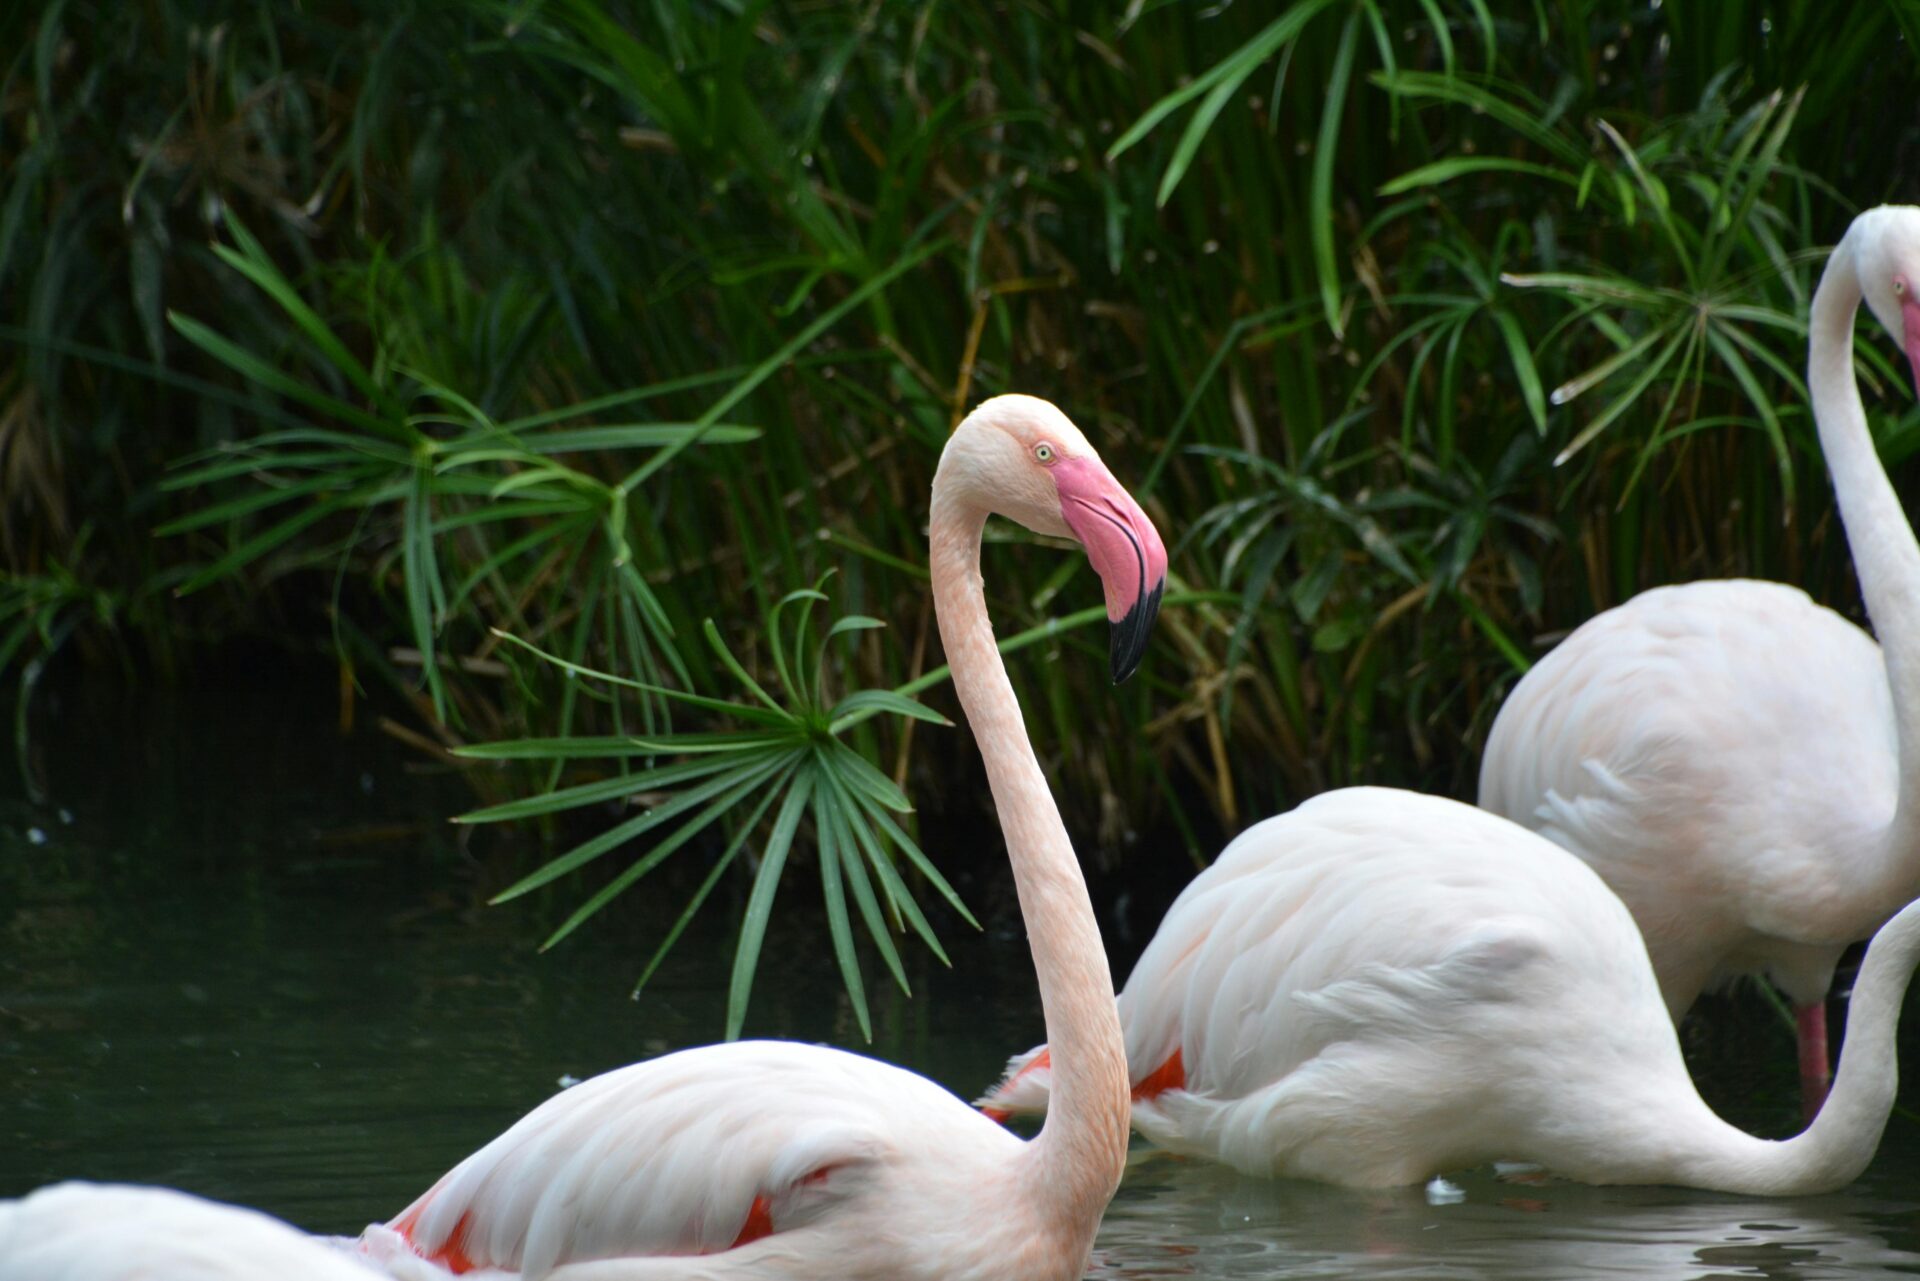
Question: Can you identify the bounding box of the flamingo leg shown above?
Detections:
[1795,1000,1831,1123]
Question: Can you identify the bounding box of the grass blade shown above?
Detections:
[813,785,872,1039]
[631,779,787,1000]
[727,766,816,1039]
[1310,8,1362,336]
[540,750,797,950]
[488,749,788,899]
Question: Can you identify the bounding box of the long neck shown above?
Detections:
[927,485,1131,1227]
[1648,898,1920,1195]
[1810,239,1920,885]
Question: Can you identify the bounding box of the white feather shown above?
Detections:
[0,1183,380,1281]
[979,787,1920,1193]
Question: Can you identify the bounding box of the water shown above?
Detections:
[6,676,1920,1278]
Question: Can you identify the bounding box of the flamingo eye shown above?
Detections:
[1897,278,1909,296]
[1034,443,1056,464]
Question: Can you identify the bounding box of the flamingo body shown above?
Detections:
[1479,207,1920,1114]
[1481,579,1897,1013]
[0,1183,377,1281]
[981,787,1920,1192]
[364,1041,1028,1280]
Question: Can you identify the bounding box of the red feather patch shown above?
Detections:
[394,1206,479,1274]
[1133,1048,1185,1100]
[730,1195,775,1249]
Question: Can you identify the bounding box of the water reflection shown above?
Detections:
[1094,1156,1920,1277]
[5,680,1920,1278]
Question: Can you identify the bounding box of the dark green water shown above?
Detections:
[6,677,1920,1278]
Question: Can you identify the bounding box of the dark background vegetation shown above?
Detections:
[7,0,1920,1029]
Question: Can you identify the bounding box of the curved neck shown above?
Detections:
[927,483,1131,1228]
[1647,899,1920,1195]
[1809,238,1920,890]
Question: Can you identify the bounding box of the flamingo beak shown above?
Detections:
[1903,298,1920,401]
[1053,457,1168,683]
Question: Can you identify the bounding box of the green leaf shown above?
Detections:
[702,617,785,713]
[1545,321,1673,406]
[402,456,447,722]
[166,311,402,440]
[456,752,742,823]
[160,449,382,491]
[1555,323,1689,466]
[1156,69,1247,209]
[766,585,830,700]
[1411,0,1454,72]
[1705,325,1795,507]
[1372,72,1586,169]
[813,786,872,1039]
[1491,309,1549,433]
[210,223,388,411]
[727,766,816,1039]
[1310,9,1362,336]
[821,765,941,968]
[497,367,749,433]
[173,493,354,596]
[619,239,948,495]
[1704,88,1803,285]
[828,688,952,732]
[455,734,782,761]
[540,751,797,950]
[1378,157,1576,196]
[1498,272,1672,306]
[514,424,762,454]
[1108,0,1338,163]
[446,513,593,615]
[489,629,794,727]
[825,614,885,639]
[855,794,979,930]
[491,748,793,903]
[155,471,355,535]
[1455,591,1530,673]
[632,781,785,1001]
[825,787,908,997]
[618,731,797,754]
[1594,119,1694,289]
[827,739,913,813]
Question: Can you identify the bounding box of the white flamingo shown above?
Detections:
[979,787,1920,1190]
[349,394,1167,1280]
[0,1183,380,1281]
[1479,204,1920,1118]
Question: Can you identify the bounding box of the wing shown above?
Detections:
[0,1183,376,1281]
[380,1040,975,1277]
[1479,580,1897,947]
[979,789,1649,1118]
[1115,788,1655,1102]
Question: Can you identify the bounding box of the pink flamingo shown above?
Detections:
[979,787,1920,1190]
[353,395,1166,1279]
[0,1183,380,1281]
[1480,205,1920,1119]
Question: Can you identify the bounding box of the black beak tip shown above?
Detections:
[1108,580,1165,684]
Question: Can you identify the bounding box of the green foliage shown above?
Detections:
[459,577,967,1041]
[5,1,1920,1022]
[159,211,781,731]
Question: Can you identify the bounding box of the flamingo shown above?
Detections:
[350,394,1167,1280]
[1479,204,1920,1119]
[0,1182,380,1281]
[978,786,1920,1190]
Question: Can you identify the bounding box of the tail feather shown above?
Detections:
[974,1045,1053,1121]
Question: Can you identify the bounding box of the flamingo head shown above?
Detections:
[1849,205,1920,399]
[942,394,1168,682]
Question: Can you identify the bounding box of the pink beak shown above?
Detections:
[1053,456,1168,683]
[1904,299,1920,401]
